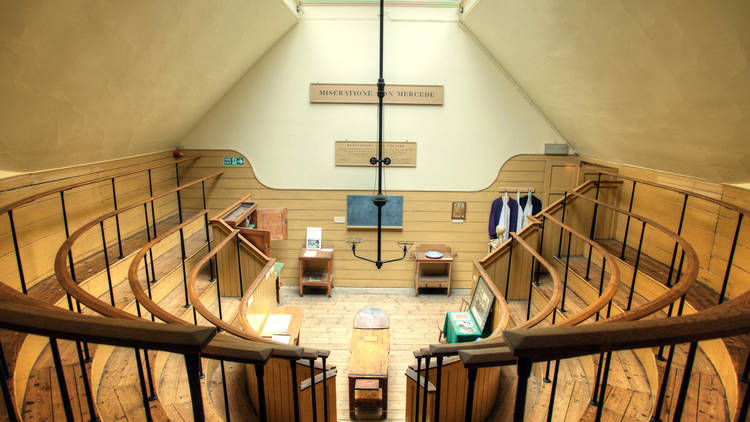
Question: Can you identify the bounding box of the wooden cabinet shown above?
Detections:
[414,244,453,295]
[214,202,288,257]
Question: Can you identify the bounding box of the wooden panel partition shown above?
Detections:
[582,159,750,301]
[177,150,581,289]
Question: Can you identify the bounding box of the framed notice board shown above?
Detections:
[346,195,403,230]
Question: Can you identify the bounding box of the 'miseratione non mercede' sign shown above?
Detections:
[310,83,443,105]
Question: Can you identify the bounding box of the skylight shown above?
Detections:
[298,0,461,6]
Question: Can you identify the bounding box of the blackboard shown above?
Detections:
[347,195,403,229]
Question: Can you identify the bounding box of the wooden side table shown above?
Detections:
[414,244,453,296]
[298,245,334,297]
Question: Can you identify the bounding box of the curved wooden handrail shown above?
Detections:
[0,300,216,355]
[474,260,511,339]
[501,291,750,364]
[597,171,750,217]
[186,229,282,346]
[128,210,209,325]
[0,156,199,215]
[511,232,563,329]
[429,227,562,357]
[539,212,622,327]
[53,172,223,320]
[211,192,254,221]
[565,190,700,323]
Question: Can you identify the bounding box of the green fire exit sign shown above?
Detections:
[223,157,245,166]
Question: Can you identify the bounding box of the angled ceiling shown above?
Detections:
[462,0,750,183]
[0,0,297,173]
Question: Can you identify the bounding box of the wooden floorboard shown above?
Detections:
[280,285,469,422]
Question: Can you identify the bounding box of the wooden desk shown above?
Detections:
[348,308,389,419]
[298,246,334,297]
[255,305,303,345]
[414,244,453,296]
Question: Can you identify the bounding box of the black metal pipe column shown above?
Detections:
[371,0,387,269]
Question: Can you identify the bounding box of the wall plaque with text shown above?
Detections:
[311,84,443,105]
[335,141,417,167]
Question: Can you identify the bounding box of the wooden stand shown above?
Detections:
[298,245,334,297]
[348,308,389,420]
[414,244,453,296]
[257,305,302,345]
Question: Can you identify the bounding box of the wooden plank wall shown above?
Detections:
[0,152,193,291]
[179,150,581,290]
[582,159,750,301]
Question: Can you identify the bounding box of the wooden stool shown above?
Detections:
[348,308,389,419]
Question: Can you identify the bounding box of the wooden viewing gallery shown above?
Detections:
[0,151,749,422]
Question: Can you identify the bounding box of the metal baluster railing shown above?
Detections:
[49,338,76,422]
[421,352,430,422]
[513,359,532,422]
[100,221,116,306]
[433,355,443,422]
[505,241,513,299]
[593,351,612,422]
[546,360,560,422]
[134,348,154,422]
[719,212,743,303]
[290,360,301,422]
[560,227,573,313]
[584,174,602,280]
[7,210,27,294]
[111,178,124,258]
[620,179,637,259]
[556,192,567,258]
[0,342,19,422]
[626,221,646,311]
[414,352,422,422]
[672,342,698,421]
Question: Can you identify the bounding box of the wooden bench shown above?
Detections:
[348,308,390,419]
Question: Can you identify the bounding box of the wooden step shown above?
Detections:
[557,252,732,421]
[17,212,205,422]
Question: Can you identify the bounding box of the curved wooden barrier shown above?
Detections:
[186,201,336,422]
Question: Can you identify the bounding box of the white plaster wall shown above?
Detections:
[183,6,565,191]
[0,0,298,173]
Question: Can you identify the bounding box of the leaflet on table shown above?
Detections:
[263,314,292,334]
[451,312,471,321]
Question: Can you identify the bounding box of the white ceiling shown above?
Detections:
[461,0,750,183]
[0,0,298,173]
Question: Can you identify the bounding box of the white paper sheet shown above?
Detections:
[263,314,292,334]
[271,334,291,344]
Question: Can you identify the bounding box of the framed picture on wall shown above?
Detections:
[451,201,466,222]
[469,276,493,334]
